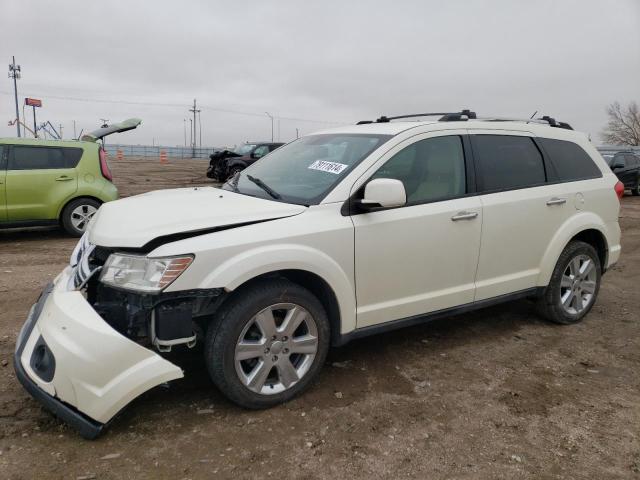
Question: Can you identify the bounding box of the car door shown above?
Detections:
[0,145,7,222]
[470,131,574,300]
[624,154,640,188]
[352,132,482,328]
[5,144,79,222]
[610,154,632,187]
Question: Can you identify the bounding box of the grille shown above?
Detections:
[68,234,97,290]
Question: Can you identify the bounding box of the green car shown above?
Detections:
[0,118,141,236]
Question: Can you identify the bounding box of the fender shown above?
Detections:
[537,211,609,286]
[198,243,356,334]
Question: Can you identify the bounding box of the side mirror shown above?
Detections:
[358,178,406,210]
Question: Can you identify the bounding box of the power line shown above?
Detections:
[0,89,345,125]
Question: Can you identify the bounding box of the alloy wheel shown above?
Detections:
[559,254,597,315]
[70,204,98,232]
[234,303,318,395]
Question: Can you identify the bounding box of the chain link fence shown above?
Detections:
[104,144,220,159]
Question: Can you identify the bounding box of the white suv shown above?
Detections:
[15,111,623,438]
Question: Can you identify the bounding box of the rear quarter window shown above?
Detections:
[9,145,83,170]
[538,138,602,181]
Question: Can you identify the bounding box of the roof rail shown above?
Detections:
[357,109,476,124]
[356,111,573,130]
[475,116,573,130]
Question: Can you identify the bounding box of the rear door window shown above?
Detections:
[9,146,83,170]
[472,135,546,192]
[625,154,639,167]
[538,138,602,181]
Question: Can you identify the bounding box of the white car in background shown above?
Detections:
[15,110,623,438]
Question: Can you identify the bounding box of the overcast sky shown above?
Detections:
[1,0,639,147]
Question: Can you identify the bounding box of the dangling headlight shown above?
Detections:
[99,253,193,293]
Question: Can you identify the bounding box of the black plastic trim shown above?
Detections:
[333,287,543,347]
[13,282,105,439]
[0,219,59,229]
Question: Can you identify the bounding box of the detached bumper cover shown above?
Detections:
[14,268,184,439]
[14,282,104,439]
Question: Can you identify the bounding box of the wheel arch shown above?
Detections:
[537,213,610,287]
[57,195,104,223]
[218,269,343,346]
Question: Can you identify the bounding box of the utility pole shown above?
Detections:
[73,120,77,140]
[296,128,299,139]
[8,56,21,137]
[59,124,63,139]
[189,99,200,157]
[265,112,274,142]
[198,110,202,148]
[183,119,187,147]
[189,118,193,153]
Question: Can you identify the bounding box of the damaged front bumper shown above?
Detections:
[14,267,184,439]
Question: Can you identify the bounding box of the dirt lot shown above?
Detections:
[0,157,638,479]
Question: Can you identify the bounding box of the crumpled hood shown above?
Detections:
[88,187,306,248]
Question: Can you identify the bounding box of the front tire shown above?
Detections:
[60,198,101,237]
[205,279,330,409]
[537,241,601,324]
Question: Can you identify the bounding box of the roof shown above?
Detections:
[314,119,587,142]
[0,137,95,148]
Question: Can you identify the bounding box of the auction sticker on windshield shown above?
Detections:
[308,160,348,174]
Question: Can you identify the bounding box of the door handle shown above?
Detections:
[55,176,73,181]
[546,197,567,206]
[451,211,478,221]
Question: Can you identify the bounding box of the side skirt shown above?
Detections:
[0,219,59,229]
[333,287,544,347]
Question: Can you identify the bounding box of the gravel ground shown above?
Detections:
[0,157,638,479]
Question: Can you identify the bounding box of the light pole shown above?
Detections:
[265,112,274,142]
[8,56,21,137]
[183,119,187,147]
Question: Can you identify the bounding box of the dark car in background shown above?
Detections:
[605,151,640,196]
[206,141,284,181]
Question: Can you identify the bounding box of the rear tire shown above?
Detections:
[60,198,101,237]
[537,241,601,324]
[631,180,640,196]
[205,279,330,409]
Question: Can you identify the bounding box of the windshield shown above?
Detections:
[235,143,257,155]
[223,134,391,205]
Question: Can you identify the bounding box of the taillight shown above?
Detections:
[614,181,624,200]
[99,147,113,181]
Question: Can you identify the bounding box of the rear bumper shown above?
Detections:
[14,267,183,438]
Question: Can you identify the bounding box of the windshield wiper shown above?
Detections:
[246,175,281,200]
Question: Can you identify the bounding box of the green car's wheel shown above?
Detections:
[61,198,101,237]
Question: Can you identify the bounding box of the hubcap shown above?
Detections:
[234,303,318,395]
[559,254,597,315]
[70,204,97,232]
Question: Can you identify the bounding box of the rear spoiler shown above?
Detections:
[81,118,142,142]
